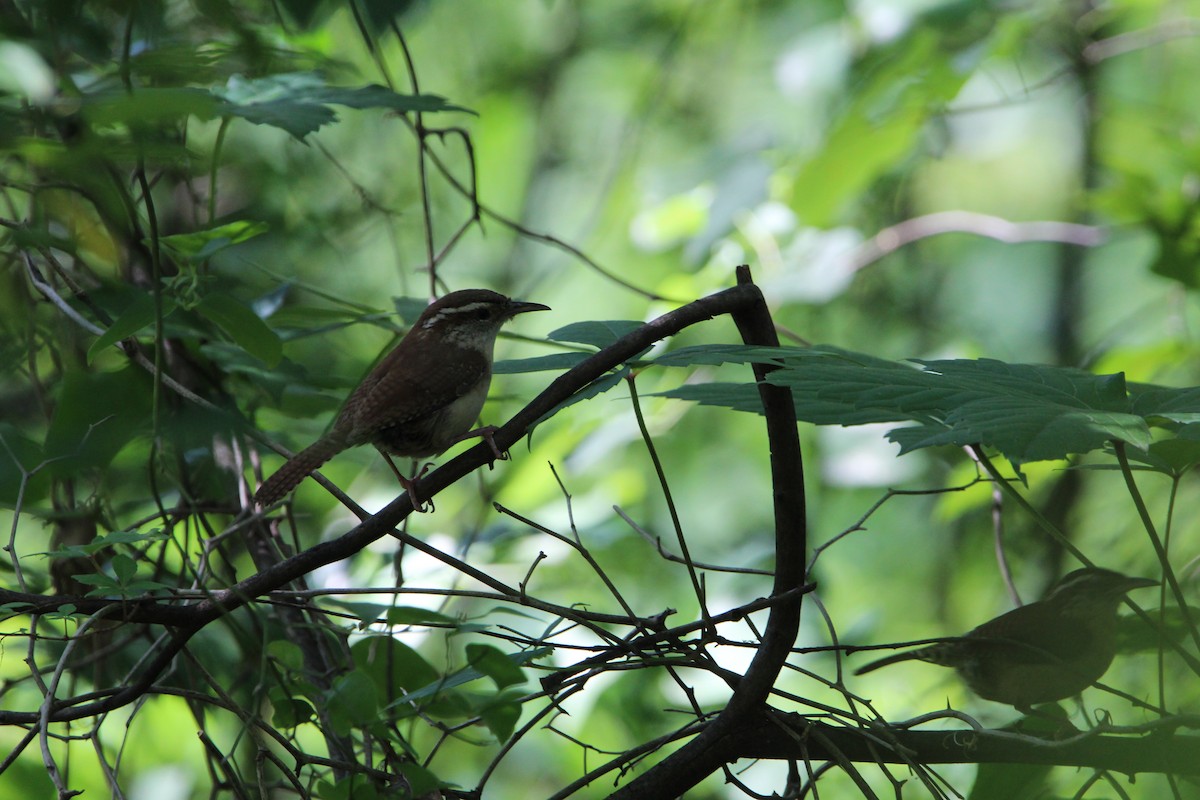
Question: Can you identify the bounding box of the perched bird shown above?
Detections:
[854,568,1155,713]
[255,289,548,507]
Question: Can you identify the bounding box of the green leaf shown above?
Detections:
[45,604,78,620]
[1141,436,1200,473]
[267,640,306,672]
[968,749,1053,799]
[652,343,825,368]
[0,602,36,615]
[111,554,136,582]
[386,606,458,626]
[195,292,283,367]
[875,359,1146,462]
[215,73,471,140]
[1146,210,1200,288]
[157,220,269,262]
[547,320,645,349]
[82,87,219,127]
[387,647,549,709]
[1118,605,1197,652]
[393,295,429,325]
[1130,383,1200,423]
[351,636,440,696]
[398,762,442,796]
[655,345,1171,465]
[44,367,154,475]
[308,82,468,114]
[42,528,168,559]
[0,424,47,507]
[268,687,314,728]
[493,352,591,374]
[653,382,763,411]
[73,573,120,592]
[478,695,522,742]
[466,643,526,689]
[87,294,177,364]
[326,671,379,734]
[276,0,332,29]
[316,775,381,800]
[327,601,389,627]
[530,367,628,434]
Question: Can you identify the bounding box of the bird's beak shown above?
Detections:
[506,300,551,317]
[1119,576,1158,593]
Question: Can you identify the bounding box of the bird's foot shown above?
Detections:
[442,425,508,467]
[476,425,507,464]
[382,453,434,512]
[399,462,435,512]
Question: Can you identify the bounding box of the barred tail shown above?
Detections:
[255,436,345,507]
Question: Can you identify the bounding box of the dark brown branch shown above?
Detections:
[607,265,807,799]
[729,713,1200,777]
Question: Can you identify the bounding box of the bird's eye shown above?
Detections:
[476,308,492,320]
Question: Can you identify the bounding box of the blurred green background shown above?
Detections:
[1,0,1197,797]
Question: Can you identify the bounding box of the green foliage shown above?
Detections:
[157,220,270,263]
[385,646,543,709]
[43,366,153,474]
[194,293,283,367]
[789,27,977,226]
[547,320,647,349]
[86,294,176,363]
[316,774,387,800]
[3,1,1200,798]
[41,528,167,559]
[70,553,170,597]
[344,633,535,742]
[353,636,440,695]
[326,670,380,735]
[653,344,1200,468]
[214,73,471,140]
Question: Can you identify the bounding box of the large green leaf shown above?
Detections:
[195,292,283,368]
[0,424,48,507]
[351,636,440,697]
[157,220,269,263]
[493,352,590,374]
[547,320,646,349]
[214,73,471,139]
[386,647,548,710]
[82,87,218,127]
[44,367,154,475]
[87,294,177,364]
[477,692,523,742]
[466,643,526,690]
[325,671,379,734]
[651,344,1200,465]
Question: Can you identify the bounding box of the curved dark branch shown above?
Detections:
[607,265,806,799]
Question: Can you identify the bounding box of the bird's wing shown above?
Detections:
[969,602,1095,665]
[341,347,490,441]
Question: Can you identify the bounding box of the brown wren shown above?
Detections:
[254,289,549,507]
[854,567,1155,713]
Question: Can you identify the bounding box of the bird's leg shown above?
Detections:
[447,425,506,464]
[381,452,433,512]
